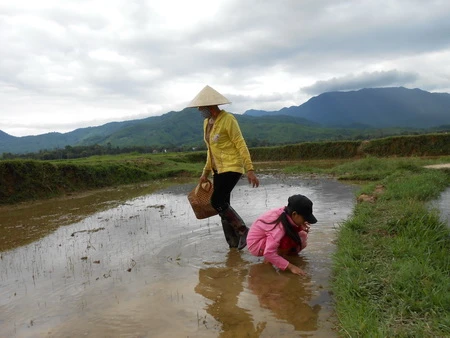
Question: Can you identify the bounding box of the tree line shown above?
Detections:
[0,143,208,161]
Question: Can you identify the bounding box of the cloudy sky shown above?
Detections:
[1,0,450,136]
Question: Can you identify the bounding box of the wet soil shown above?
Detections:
[0,175,358,337]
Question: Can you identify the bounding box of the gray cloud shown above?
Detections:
[1,0,450,136]
[302,70,420,95]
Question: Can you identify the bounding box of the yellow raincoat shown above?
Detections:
[202,110,254,176]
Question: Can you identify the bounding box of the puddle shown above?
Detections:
[432,187,450,227]
[0,175,356,337]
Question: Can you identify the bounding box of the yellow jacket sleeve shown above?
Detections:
[204,111,254,174]
[226,114,254,172]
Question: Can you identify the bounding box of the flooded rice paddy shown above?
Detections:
[2,175,358,337]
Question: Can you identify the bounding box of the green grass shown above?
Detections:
[0,153,204,204]
[285,157,450,337]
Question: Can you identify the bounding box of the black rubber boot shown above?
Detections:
[221,219,239,248]
[237,227,249,251]
[219,206,249,250]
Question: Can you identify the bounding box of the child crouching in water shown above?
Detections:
[247,194,317,275]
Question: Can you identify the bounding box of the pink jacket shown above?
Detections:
[247,207,308,270]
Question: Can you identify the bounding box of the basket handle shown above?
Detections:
[196,179,212,194]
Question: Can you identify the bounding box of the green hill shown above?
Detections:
[1,87,450,155]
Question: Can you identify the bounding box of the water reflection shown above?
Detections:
[194,251,322,337]
[195,250,264,337]
[435,187,450,227]
[247,257,320,333]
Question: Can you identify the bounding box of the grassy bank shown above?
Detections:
[0,153,203,205]
[287,157,450,337]
[250,133,450,161]
[2,133,450,205]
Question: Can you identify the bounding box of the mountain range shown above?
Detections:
[1,87,449,155]
[244,87,450,127]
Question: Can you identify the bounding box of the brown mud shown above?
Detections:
[0,175,357,337]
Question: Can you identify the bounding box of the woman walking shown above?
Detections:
[187,85,259,250]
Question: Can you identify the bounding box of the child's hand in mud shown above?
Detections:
[287,263,306,276]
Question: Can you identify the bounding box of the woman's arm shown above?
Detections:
[263,232,290,270]
[287,263,306,276]
[227,115,254,172]
[265,227,307,275]
[201,120,212,182]
[226,115,259,187]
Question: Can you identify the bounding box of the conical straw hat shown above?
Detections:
[186,85,231,107]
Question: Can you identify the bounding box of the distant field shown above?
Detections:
[2,133,450,205]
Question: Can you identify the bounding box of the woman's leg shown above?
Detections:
[211,171,241,212]
[220,218,239,248]
[211,171,241,248]
[211,172,249,250]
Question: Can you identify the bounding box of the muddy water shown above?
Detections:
[0,175,356,338]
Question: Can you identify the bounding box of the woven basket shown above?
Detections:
[187,179,218,219]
